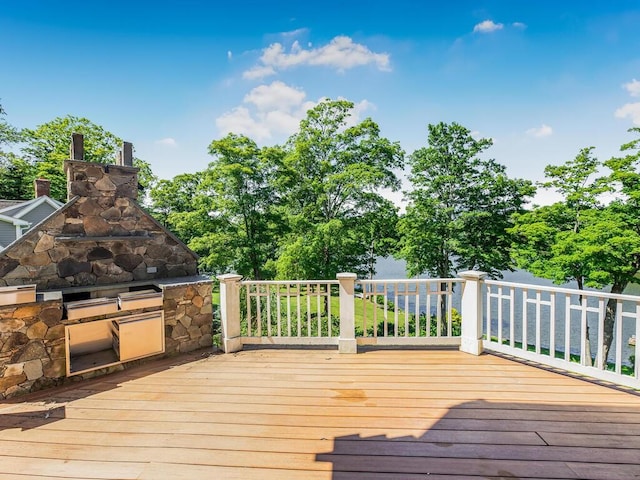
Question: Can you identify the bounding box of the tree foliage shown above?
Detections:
[273,100,404,279]
[511,130,640,362]
[398,122,534,279]
[510,147,604,289]
[0,115,155,202]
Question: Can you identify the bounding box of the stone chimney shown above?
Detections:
[34,178,51,198]
[64,133,139,202]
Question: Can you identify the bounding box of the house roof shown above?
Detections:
[0,196,64,224]
[0,200,25,210]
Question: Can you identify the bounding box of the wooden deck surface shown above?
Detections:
[1,348,640,479]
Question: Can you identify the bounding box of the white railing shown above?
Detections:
[484,280,640,389]
[356,279,461,347]
[217,272,639,389]
[240,280,340,346]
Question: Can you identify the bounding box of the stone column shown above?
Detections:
[337,273,357,354]
[459,271,487,355]
[217,274,243,353]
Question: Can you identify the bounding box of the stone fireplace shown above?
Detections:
[0,135,213,398]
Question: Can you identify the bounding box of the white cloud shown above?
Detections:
[623,78,640,97]
[473,20,504,33]
[243,35,390,80]
[215,81,374,141]
[156,137,178,147]
[526,124,553,138]
[215,106,272,141]
[512,22,527,29]
[243,65,276,80]
[281,27,308,37]
[615,103,640,125]
[614,79,640,125]
[243,81,306,111]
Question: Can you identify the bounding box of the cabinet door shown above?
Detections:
[117,312,164,362]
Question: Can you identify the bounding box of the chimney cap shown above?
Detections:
[34,178,51,198]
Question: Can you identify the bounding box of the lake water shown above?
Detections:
[374,257,637,365]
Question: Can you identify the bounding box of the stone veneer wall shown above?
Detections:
[0,279,214,399]
[0,161,198,290]
[162,281,213,354]
[0,298,65,398]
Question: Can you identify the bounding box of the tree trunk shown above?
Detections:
[439,281,448,335]
[602,282,626,366]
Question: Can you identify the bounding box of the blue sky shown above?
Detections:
[2,1,640,205]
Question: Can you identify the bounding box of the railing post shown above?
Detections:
[337,273,357,354]
[217,274,244,353]
[459,271,487,355]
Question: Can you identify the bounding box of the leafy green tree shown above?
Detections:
[358,196,400,279]
[511,133,640,363]
[0,156,36,200]
[161,134,285,278]
[398,122,534,279]
[149,173,202,226]
[0,101,22,153]
[274,99,404,279]
[0,101,32,199]
[511,147,603,290]
[201,134,284,279]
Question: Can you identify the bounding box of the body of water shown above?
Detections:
[373,257,637,366]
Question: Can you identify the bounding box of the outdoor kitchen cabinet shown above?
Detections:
[65,311,165,376]
[110,312,165,362]
[0,284,36,306]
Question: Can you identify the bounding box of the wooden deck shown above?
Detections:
[1,348,640,480]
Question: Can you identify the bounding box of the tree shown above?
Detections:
[398,122,534,279]
[357,196,400,279]
[511,132,640,364]
[0,101,22,153]
[274,99,404,279]
[510,147,603,290]
[149,173,202,227]
[161,134,285,278]
[202,134,284,279]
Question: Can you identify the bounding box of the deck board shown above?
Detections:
[1,349,639,479]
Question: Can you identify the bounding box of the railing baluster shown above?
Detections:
[373,284,378,338]
[256,285,262,337]
[296,285,302,337]
[549,293,556,359]
[535,290,541,355]
[564,295,571,362]
[404,282,409,337]
[509,287,515,348]
[317,283,322,337]
[415,286,420,337]
[497,285,503,345]
[579,296,588,366]
[327,284,332,337]
[286,283,292,337]
[615,302,623,375]
[383,283,388,337]
[393,284,399,337]
[246,284,252,337]
[266,284,272,337]
[426,283,432,338]
[596,298,605,370]
[522,289,528,352]
[276,284,282,337]
[447,284,453,337]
